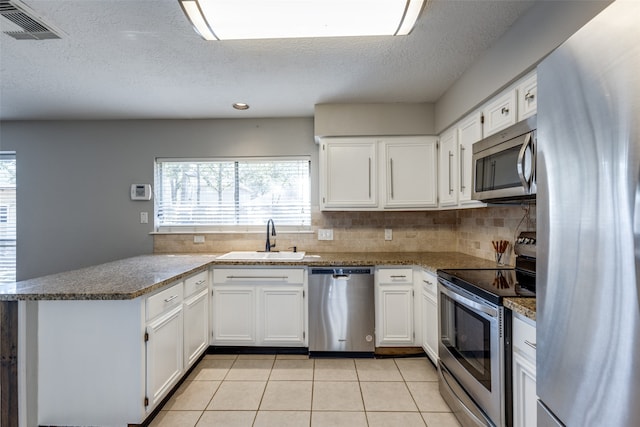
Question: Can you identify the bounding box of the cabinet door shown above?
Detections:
[513,352,537,427]
[321,138,378,209]
[146,305,183,409]
[513,314,537,427]
[438,128,458,207]
[383,137,438,208]
[422,292,438,364]
[260,286,306,346]
[212,286,256,344]
[376,285,414,346]
[457,112,483,204]
[183,288,209,368]
[483,90,517,137]
[419,270,438,363]
[517,72,537,121]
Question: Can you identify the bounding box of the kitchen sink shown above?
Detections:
[216,251,306,261]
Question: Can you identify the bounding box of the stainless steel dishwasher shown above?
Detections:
[308,267,375,356]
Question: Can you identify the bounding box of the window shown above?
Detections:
[155,157,311,231]
[0,152,16,284]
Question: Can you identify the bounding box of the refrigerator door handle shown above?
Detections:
[517,133,533,193]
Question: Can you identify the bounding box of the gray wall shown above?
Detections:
[0,118,316,280]
[434,0,612,132]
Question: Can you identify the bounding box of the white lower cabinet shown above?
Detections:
[212,267,307,347]
[183,288,210,368]
[212,286,257,344]
[146,303,183,408]
[37,270,210,426]
[261,287,306,345]
[512,312,537,427]
[375,268,414,346]
[183,270,210,368]
[419,269,438,364]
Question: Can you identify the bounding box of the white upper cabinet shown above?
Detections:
[482,89,518,137]
[382,136,438,208]
[517,72,537,121]
[320,138,378,209]
[438,128,458,207]
[457,111,483,204]
[319,136,437,210]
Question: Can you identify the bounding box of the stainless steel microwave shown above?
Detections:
[472,116,536,202]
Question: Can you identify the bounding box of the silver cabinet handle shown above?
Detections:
[459,146,465,192]
[524,340,537,350]
[195,279,206,287]
[501,107,510,115]
[422,279,434,286]
[524,91,535,101]
[164,295,179,303]
[448,151,454,194]
[390,275,407,278]
[226,275,289,280]
[368,157,372,198]
[390,158,394,199]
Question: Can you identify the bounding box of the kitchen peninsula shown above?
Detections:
[0,251,534,426]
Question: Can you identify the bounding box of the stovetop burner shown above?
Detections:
[437,268,535,304]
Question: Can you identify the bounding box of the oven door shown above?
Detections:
[438,279,504,427]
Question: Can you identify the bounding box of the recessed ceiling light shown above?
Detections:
[233,103,250,110]
[178,0,426,41]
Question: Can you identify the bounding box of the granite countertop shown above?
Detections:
[0,254,217,301]
[214,251,499,272]
[0,251,518,302]
[504,297,536,321]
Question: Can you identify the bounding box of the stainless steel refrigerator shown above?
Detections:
[537,1,640,425]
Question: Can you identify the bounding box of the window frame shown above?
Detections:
[154,156,312,233]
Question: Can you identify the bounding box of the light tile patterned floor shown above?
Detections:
[149,354,461,427]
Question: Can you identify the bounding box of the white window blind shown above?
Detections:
[155,157,311,231]
[0,152,16,283]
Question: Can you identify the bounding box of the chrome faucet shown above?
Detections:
[265,219,276,252]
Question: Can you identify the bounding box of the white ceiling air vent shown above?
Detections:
[0,0,61,40]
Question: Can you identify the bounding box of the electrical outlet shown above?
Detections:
[318,229,334,241]
[385,229,393,241]
[140,212,148,224]
[193,235,205,244]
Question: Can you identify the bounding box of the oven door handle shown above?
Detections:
[439,281,498,318]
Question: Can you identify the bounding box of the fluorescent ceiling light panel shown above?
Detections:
[179,0,426,40]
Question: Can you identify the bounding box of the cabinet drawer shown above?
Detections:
[146,282,184,321]
[184,270,209,297]
[483,90,517,137]
[376,268,413,284]
[513,313,537,361]
[420,270,438,296]
[517,72,537,121]
[213,268,305,284]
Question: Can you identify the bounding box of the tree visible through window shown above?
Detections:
[0,153,16,284]
[155,158,311,230]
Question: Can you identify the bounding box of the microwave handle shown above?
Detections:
[517,133,533,193]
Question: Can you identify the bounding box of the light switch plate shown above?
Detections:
[385,229,393,241]
[193,235,205,244]
[318,229,334,241]
[140,212,148,224]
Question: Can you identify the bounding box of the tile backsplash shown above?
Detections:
[153,204,536,265]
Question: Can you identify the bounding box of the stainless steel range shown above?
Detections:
[437,232,536,427]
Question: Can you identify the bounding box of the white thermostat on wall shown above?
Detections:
[130,184,152,201]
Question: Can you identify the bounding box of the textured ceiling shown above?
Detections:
[0,0,535,120]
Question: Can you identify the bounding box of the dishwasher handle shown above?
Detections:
[310,267,373,276]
